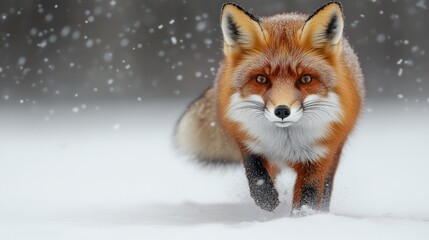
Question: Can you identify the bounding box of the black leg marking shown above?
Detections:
[243,154,279,211]
[299,185,318,209]
[321,177,333,212]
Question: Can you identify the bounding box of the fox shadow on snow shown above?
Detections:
[85,202,292,225]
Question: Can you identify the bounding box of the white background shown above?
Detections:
[1,101,428,239]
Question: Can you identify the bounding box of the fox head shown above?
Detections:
[220,2,344,129]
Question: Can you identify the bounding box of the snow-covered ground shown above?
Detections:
[0,100,428,240]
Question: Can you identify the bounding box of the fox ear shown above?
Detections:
[221,3,266,53]
[300,2,344,52]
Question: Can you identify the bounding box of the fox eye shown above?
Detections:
[299,74,312,84]
[255,75,268,84]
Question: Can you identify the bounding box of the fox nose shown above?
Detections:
[274,105,291,119]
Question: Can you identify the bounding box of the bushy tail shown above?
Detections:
[174,87,242,166]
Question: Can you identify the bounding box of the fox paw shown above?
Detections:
[291,205,319,217]
[250,178,279,211]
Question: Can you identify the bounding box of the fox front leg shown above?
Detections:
[290,158,335,215]
[243,154,279,211]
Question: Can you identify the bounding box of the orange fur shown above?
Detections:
[176,2,364,212]
[262,159,280,181]
[218,3,362,211]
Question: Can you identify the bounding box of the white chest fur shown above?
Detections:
[227,92,342,163]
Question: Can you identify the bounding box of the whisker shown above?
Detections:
[230,101,266,121]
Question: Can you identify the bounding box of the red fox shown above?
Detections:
[175,2,364,213]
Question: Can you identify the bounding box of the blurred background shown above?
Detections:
[0,0,428,104]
